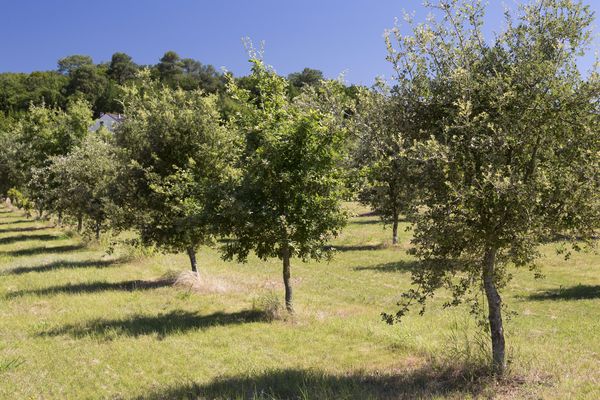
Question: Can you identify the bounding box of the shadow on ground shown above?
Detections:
[357,211,379,217]
[2,258,122,275]
[351,217,408,226]
[42,310,267,339]
[351,219,382,225]
[0,226,51,234]
[132,365,511,400]
[8,279,172,298]
[0,219,31,226]
[353,260,419,273]
[0,234,62,245]
[326,244,384,252]
[3,244,84,257]
[527,284,600,301]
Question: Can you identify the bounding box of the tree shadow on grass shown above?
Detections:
[357,211,379,217]
[0,234,62,245]
[351,217,408,226]
[325,244,384,252]
[7,278,173,298]
[42,310,267,339]
[0,219,31,226]
[527,285,600,301]
[351,219,382,225]
[133,365,510,400]
[0,226,51,234]
[3,244,84,257]
[353,260,419,273]
[2,258,122,275]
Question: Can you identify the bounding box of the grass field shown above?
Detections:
[0,203,598,399]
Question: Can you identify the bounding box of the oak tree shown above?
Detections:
[113,71,238,273]
[384,0,600,374]
[223,57,349,312]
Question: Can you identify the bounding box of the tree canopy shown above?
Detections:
[382,0,600,374]
[112,71,238,272]
[223,58,350,312]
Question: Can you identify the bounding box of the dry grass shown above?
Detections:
[172,270,234,294]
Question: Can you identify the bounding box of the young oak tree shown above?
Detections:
[383,0,600,374]
[15,99,93,216]
[354,83,423,244]
[0,117,23,197]
[223,57,349,313]
[113,71,238,273]
[46,133,117,238]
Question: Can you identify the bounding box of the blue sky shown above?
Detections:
[1,0,598,84]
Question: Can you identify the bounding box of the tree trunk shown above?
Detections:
[392,211,399,245]
[57,211,63,226]
[77,215,83,233]
[281,245,294,313]
[38,207,44,220]
[95,222,101,240]
[483,248,506,375]
[187,247,198,274]
[282,244,293,313]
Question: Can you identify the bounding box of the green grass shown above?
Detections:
[0,203,598,399]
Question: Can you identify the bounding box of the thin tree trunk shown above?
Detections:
[392,211,399,245]
[483,248,506,375]
[282,244,293,313]
[77,215,83,233]
[187,247,198,274]
[57,211,63,226]
[95,222,101,240]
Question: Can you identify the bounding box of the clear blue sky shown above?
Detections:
[1,0,598,84]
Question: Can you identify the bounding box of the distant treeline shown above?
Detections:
[0,51,358,118]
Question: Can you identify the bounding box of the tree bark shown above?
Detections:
[77,215,83,233]
[483,248,506,375]
[281,244,293,313]
[187,247,198,274]
[392,211,399,245]
[95,222,101,240]
[57,211,63,226]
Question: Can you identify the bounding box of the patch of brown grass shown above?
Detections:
[171,270,234,294]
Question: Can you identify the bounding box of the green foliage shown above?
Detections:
[223,58,349,263]
[46,133,117,237]
[107,52,138,84]
[179,58,225,93]
[222,56,349,311]
[57,54,94,75]
[3,99,93,215]
[287,67,324,97]
[0,72,68,113]
[354,83,422,243]
[156,51,183,83]
[12,99,93,190]
[11,104,61,188]
[0,51,276,118]
[382,0,599,373]
[155,51,225,93]
[0,117,20,194]
[65,64,110,114]
[113,71,238,267]
[6,188,28,209]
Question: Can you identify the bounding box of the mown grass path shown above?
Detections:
[0,204,598,399]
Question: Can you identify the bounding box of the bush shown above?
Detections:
[6,188,33,216]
